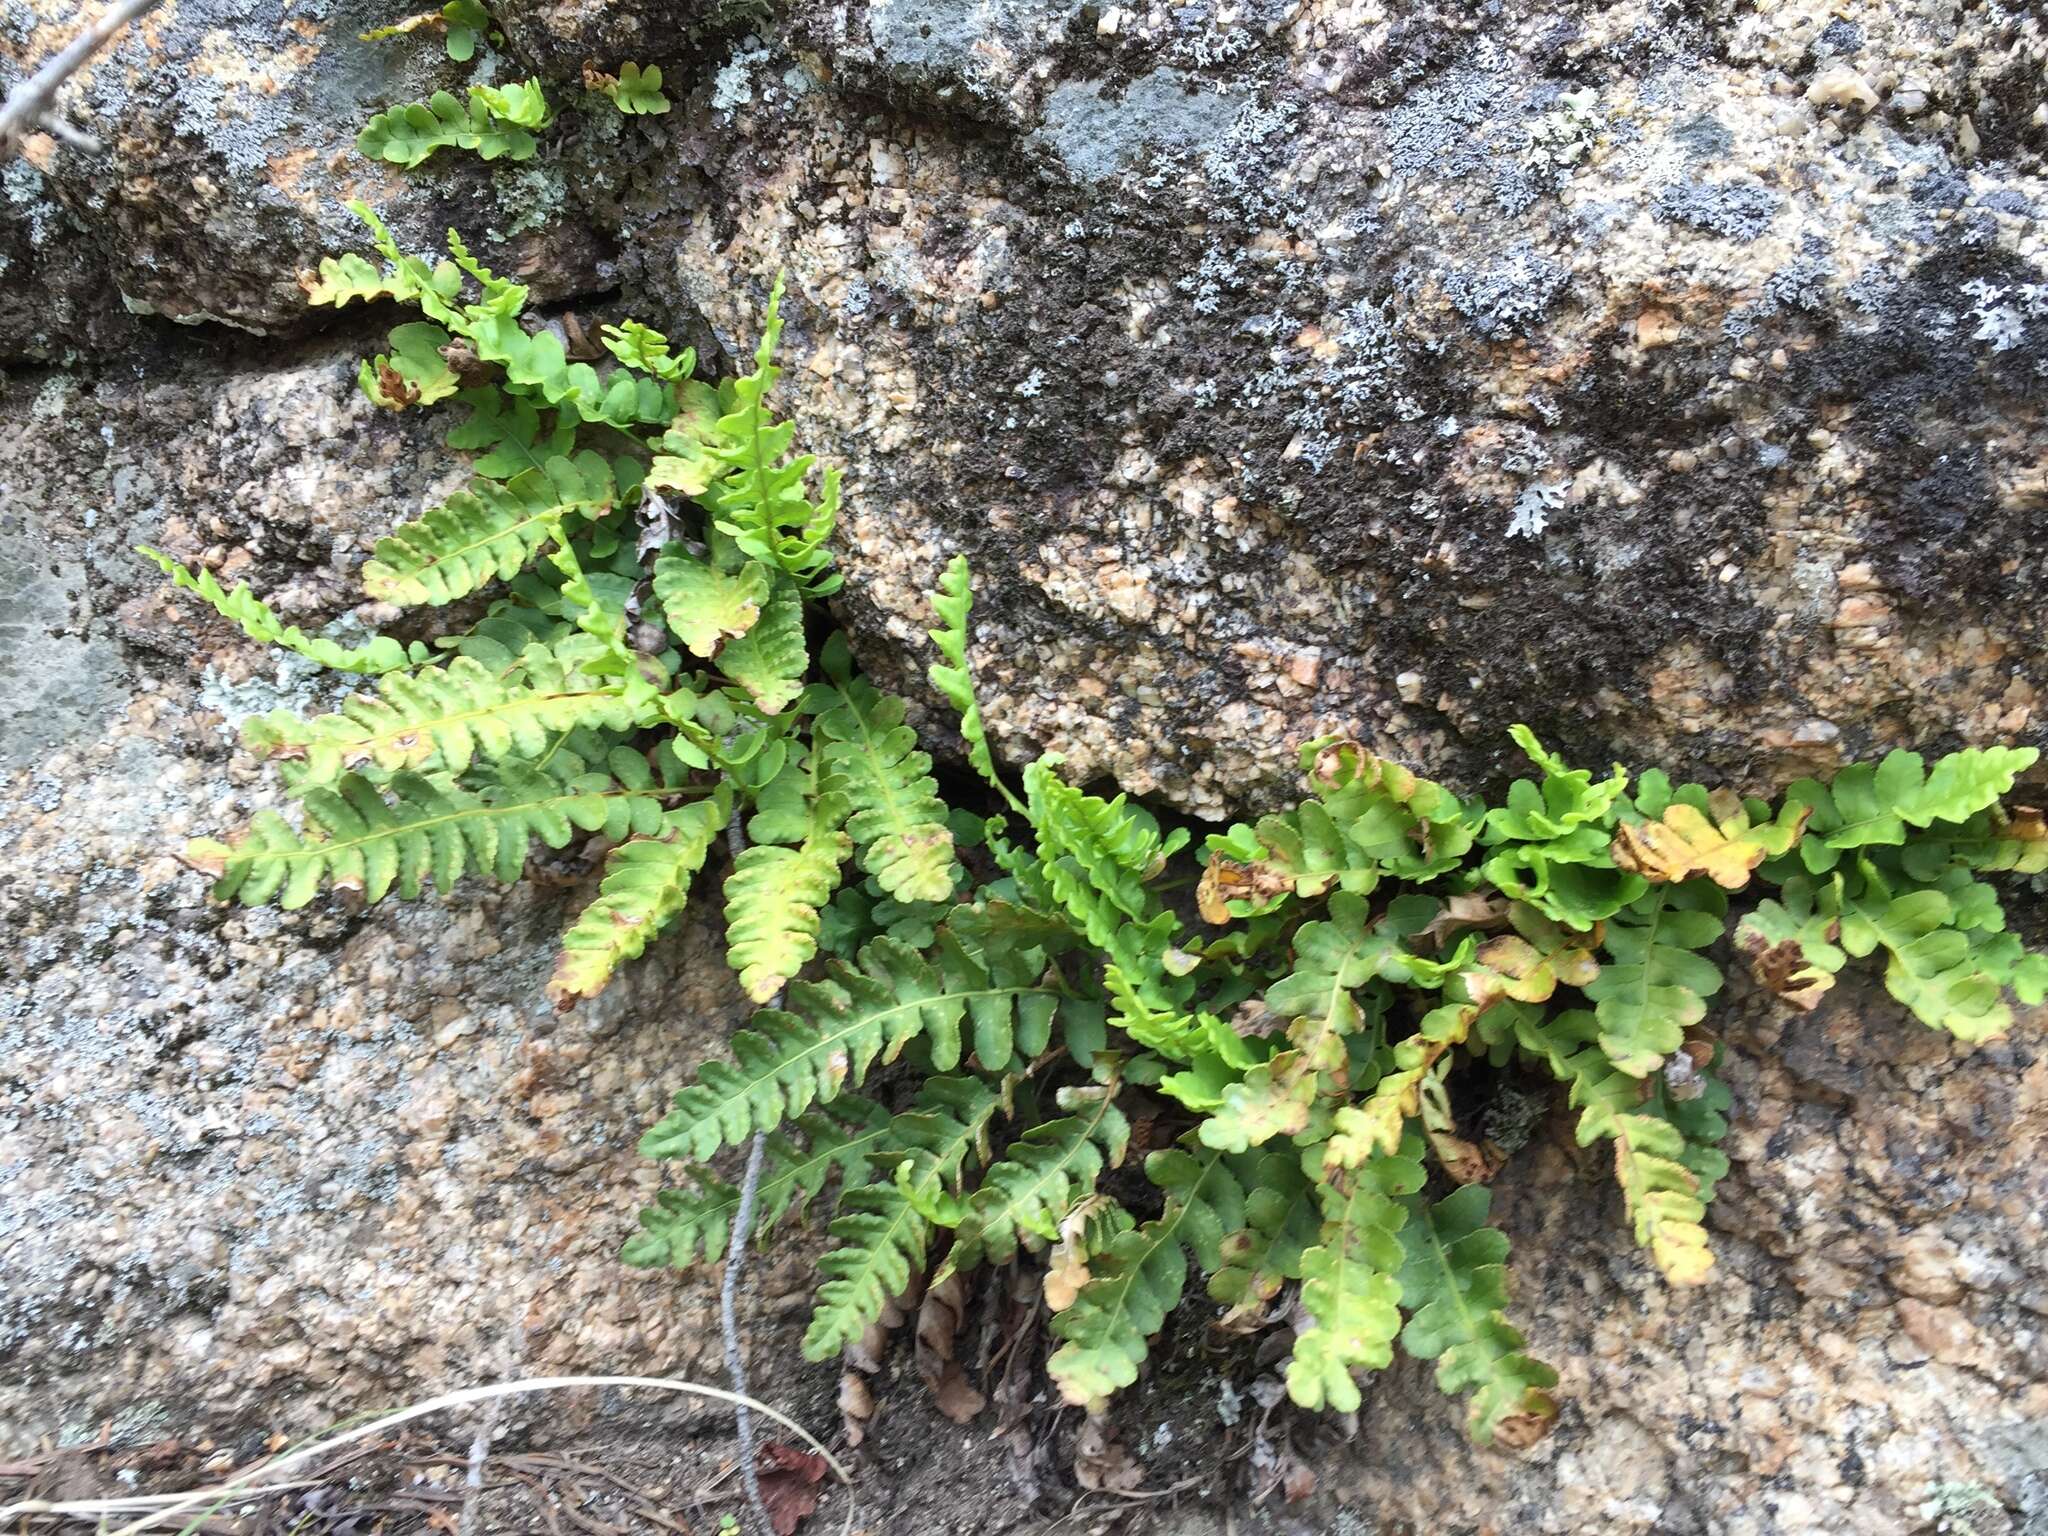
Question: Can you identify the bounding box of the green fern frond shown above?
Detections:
[1209,1150,1317,1326]
[1785,747,2041,874]
[926,554,1023,812]
[301,251,461,309]
[1284,1138,1424,1413]
[592,60,670,114]
[1479,726,1643,929]
[1203,892,1469,1153]
[1025,758,1188,944]
[816,679,959,903]
[141,548,428,674]
[601,318,691,378]
[1899,805,2048,879]
[357,89,538,167]
[445,389,576,477]
[702,276,841,595]
[546,798,727,1006]
[802,1075,1008,1359]
[640,935,1059,1161]
[624,1094,892,1268]
[469,78,551,128]
[1837,858,2025,1040]
[1518,1010,1726,1285]
[944,1080,1129,1273]
[242,648,642,787]
[724,826,853,1003]
[1395,1184,1559,1447]
[1048,1144,1245,1410]
[364,455,617,606]
[1582,881,1727,1076]
[714,575,808,715]
[189,751,681,909]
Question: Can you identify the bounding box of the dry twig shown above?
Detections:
[0,0,165,157]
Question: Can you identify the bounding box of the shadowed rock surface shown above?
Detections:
[4,0,2047,1531]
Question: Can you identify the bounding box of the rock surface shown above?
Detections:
[5,0,2048,1532]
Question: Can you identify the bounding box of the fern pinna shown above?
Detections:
[155,202,2045,1462]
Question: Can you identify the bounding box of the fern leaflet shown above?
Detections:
[926,553,1023,811]
[363,455,617,606]
[724,826,853,1003]
[243,649,643,787]
[1048,1144,1244,1409]
[803,1076,1007,1358]
[943,1080,1129,1273]
[190,754,680,909]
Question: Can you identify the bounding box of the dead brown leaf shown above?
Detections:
[1073,1414,1143,1493]
[915,1273,987,1423]
[837,1371,875,1449]
[1196,855,1294,923]
[1734,928,1834,1011]
[1425,1124,1506,1185]
[756,1443,828,1536]
[373,360,419,407]
[1415,891,1511,951]
[438,338,494,386]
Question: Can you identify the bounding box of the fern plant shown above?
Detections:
[155,198,2045,1471]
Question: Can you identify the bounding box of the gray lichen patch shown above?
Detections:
[1034,69,1249,182]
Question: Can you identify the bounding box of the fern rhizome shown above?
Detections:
[154,205,2048,1454]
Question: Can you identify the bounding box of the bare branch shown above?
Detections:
[0,0,165,160]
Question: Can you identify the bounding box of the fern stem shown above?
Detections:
[720,812,777,1536]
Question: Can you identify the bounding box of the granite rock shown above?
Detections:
[3,0,2048,1530]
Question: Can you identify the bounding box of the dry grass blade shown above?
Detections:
[0,1375,851,1536]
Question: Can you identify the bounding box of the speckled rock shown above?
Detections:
[10,0,2046,805]
[0,0,618,351]
[616,0,2048,815]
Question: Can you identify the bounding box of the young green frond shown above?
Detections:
[1048,1145,1245,1410]
[1583,881,1727,1076]
[714,575,808,715]
[1785,746,2040,873]
[724,826,853,1003]
[547,799,728,1007]
[1395,1184,1559,1447]
[189,754,678,909]
[356,89,539,166]
[926,554,1023,812]
[624,1095,893,1268]
[816,680,960,903]
[802,1076,1008,1359]
[1284,1140,1423,1413]
[639,936,1058,1162]
[702,276,841,594]
[141,547,428,674]
[944,1081,1129,1273]
[363,455,618,606]
[591,60,670,115]
[241,649,644,787]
